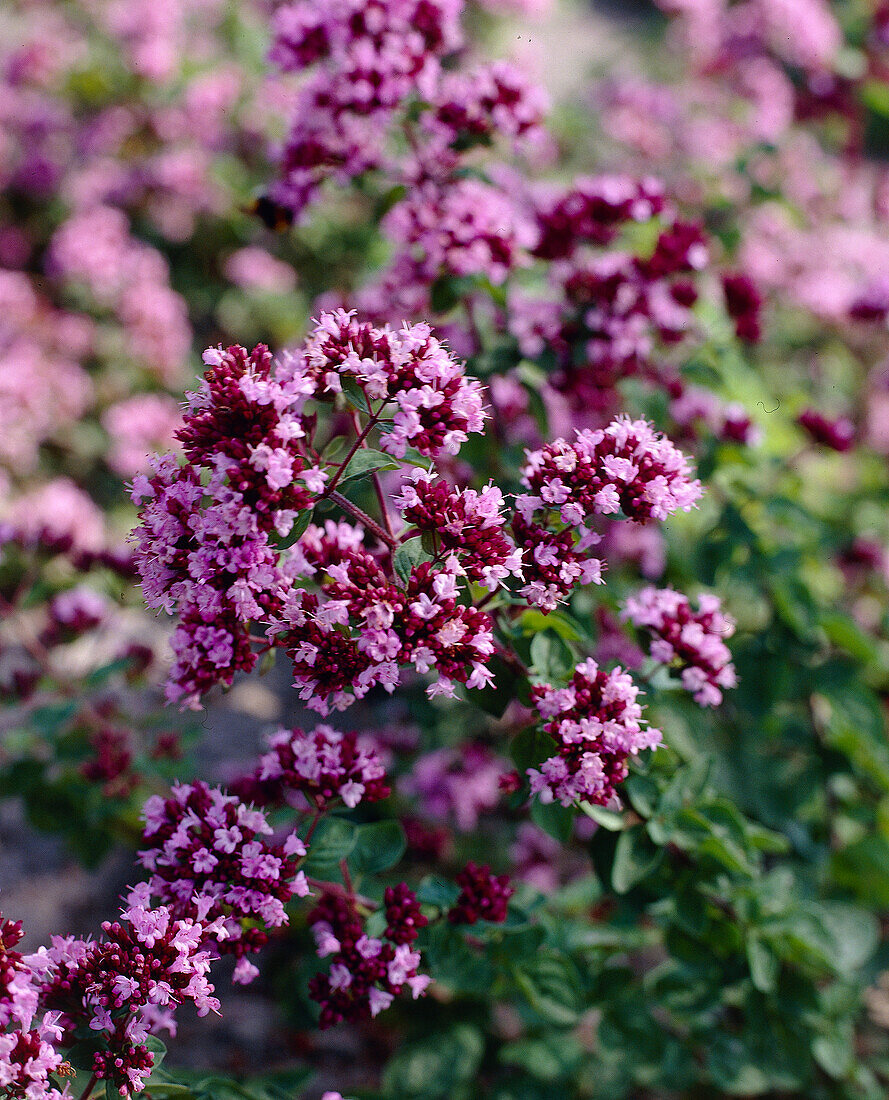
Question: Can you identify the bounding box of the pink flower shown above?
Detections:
[528,658,661,807]
[622,586,736,707]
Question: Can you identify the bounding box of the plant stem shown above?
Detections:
[348,409,397,542]
[304,809,323,844]
[77,1072,98,1100]
[306,876,375,909]
[328,490,396,550]
[320,406,378,500]
[340,858,356,897]
[475,590,498,612]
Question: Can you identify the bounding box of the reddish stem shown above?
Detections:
[328,490,397,550]
[320,402,379,500]
[77,1072,98,1100]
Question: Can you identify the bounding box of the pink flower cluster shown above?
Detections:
[393,469,523,590]
[797,408,856,452]
[274,520,497,711]
[513,418,701,609]
[300,310,487,458]
[400,743,508,831]
[532,175,667,261]
[721,272,763,343]
[138,782,310,984]
[308,888,430,1028]
[529,658,662,807]
[270,0,463,216]
[102,394,182,477]
[447,862,513,925]
[669,386,761,448]
[129,337,324,705]
[424,62,548,156]
[622,586,737,707]
[510,184,716,420]
[518,418,703,525]
[48,206,191,383]
[130,455,279,706]
[1,478,107,556]
[268,0,551,305]
[28,892,222,1096]
[382,177,537,290]
[235,724,391,811]
[0,913,68,1100]
[129,310,490,710]
[0,270,93,478]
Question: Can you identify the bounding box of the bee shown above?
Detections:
[246,195,294,231]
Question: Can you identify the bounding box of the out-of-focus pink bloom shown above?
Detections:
[224,247,297,293]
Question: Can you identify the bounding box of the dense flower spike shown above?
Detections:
[129,458,274,706]
[447,862,513,925]
[308,890,430,1028]
[0,914,37,1032]
[177,342,320,522]
[270,0,463,216]
[529,659,662,807]
[797,408,856,452]
[400,743,509,831]
[518,417,703,527]
[0,911,70,1099]
[393,469,523,590]
[31,892,221,1096]
[299,310,487,458]
[722,272,763,343]
[271,521,497,711]
[235,724,391,810]
[622,586,737,707]
[137,783,309,982]
[383,884,428,944]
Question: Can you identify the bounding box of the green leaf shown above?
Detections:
[463,654,528,718]
[348,820,406,876]
[510,726,557,774]
[529,632,574,681]
[612,825,663,894]
[499,1033,583,1082]
[518,609,584,643]
[512,950,584,1026]
[301,816,358,874]
[810,902,879,971]
[623,774,659,818]
[531,798,575,843]
[375,182,408,218]
[830,835,889,907]
[416,875,460,909]
[340,378,369,414]
[339,447,400,483]
[276,507,313,549]
[382,1023,484,1098]
[429,275,477,314]
[421,922,496,996]
[746,935,778,993]
[816,685,889,791]
[145,1035,167,1069]
[579,801,625,831]
[393,537,431,586]
[812,1030,854,1080]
